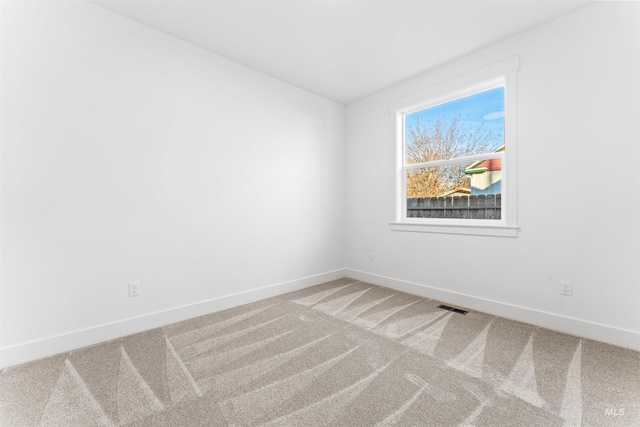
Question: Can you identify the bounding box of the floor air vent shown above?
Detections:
[437,304,469,315]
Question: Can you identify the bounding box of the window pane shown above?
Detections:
[405,87,504,165]
[406,159,502,220]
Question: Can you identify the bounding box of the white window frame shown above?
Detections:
[389,57,520,237]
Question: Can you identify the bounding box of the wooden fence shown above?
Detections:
[407,194,501,220]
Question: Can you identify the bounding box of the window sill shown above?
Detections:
[389,222,519,237]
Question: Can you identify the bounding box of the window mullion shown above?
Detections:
[405,152,504,170]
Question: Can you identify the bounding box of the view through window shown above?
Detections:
[403,84,505,220]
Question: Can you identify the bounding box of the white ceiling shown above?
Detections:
[90,0,595,104]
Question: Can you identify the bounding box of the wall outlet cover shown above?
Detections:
[129,281,140,297]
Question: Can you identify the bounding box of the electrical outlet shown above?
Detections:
[129,281,140,297]
[369,252,375,262]
[560,281,572,296]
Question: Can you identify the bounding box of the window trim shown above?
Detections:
[389,56,520,237]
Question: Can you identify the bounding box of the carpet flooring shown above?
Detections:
[1,278,639,426]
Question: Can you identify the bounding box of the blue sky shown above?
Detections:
[406,87,505,148]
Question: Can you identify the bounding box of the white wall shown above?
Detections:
[1,1,345,367]
[345,2,640,350]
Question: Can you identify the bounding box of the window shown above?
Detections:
[389,57,519,237]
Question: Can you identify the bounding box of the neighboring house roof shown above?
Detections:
[439,187,471,197]
[463,145,505,175]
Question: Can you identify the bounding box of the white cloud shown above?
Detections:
[483,111,505,120]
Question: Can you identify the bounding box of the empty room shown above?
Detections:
[1,1,639,426]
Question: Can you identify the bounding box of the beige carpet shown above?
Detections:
[1,278,639,426]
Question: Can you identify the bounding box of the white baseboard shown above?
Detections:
[345,268,640,352]
[4,267,636,369]
[0,269,346,369]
